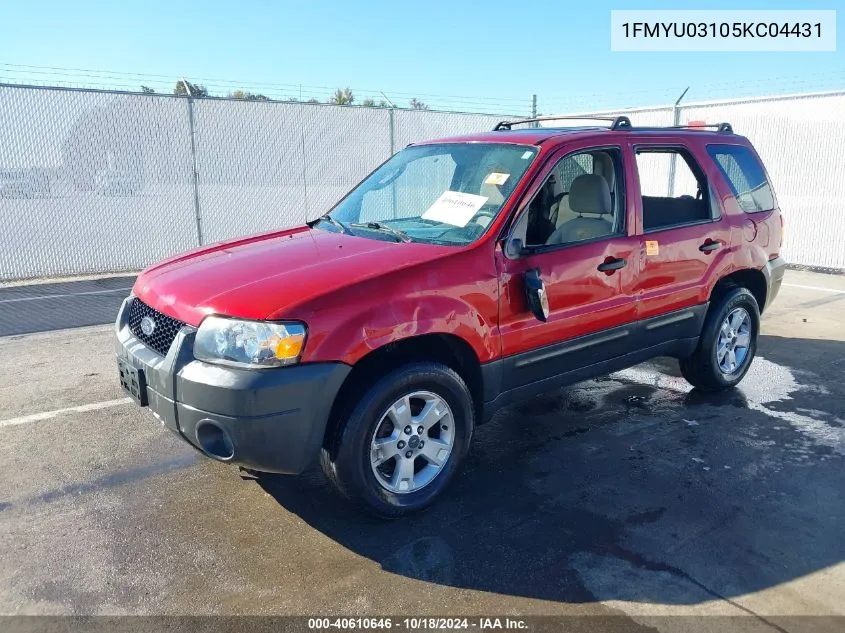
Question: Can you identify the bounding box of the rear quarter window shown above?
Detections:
[707,144,775,213]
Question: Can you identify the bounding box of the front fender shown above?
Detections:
[303,294,497,366]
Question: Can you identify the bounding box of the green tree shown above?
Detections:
[140,86,156,94]
[307,98,319,104]
[229,89,269,101]
[174,80,209,97]
[328,87,354,105]
[361,98,376,107]
[409,98,429,110]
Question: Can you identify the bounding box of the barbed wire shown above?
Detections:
[0,63,531,114]
[2,62,843,117]
[540,69,845,113]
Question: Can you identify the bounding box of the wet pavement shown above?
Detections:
[0,269,844,631]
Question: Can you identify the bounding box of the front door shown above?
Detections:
[497,144,639,391]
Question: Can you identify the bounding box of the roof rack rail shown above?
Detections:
[493,115,632,131]
[492,116,733,134]
[669,122,734,134]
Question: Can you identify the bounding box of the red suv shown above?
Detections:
[116,116,785,517]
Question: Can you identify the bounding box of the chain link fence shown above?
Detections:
[1,84,844,280]
[0,85,199,280]
[0,84,503,280]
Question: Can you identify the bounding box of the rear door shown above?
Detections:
[496,141,640,391]
[630,139,732,323]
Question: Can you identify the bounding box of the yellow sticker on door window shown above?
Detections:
[646,240,659,256]
[484,172,510,186]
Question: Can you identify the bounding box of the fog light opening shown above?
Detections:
[195,420,235,461]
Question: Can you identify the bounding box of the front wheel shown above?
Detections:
[679,287,760,392]
[320,362,474,518]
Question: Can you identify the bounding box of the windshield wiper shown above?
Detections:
[314,214,351,235]
[350,221,412,243]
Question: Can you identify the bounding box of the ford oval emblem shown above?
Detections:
[140,316,156,336]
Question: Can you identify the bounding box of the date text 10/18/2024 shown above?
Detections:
[308,617,528,630]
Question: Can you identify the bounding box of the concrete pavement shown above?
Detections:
[0,270,843,632]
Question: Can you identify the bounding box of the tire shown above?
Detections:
[320,362,474,518]
[679,286,760,392]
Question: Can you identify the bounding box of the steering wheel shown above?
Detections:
[472,208,497,227]
[436,207,498,242]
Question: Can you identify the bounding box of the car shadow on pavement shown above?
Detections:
[258,335,845,605]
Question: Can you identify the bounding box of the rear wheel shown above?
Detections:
[680,287,760,392]
[320,362,474,518]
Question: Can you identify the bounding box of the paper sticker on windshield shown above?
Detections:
[422,191,489,227]
[484,172,510,186]
[521,151,533,159]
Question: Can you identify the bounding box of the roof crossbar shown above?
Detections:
[493,115,632,131]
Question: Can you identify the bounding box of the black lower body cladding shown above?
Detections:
[114,297,350,474]
[763,256,787,311]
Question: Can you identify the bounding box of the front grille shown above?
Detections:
[127,298,186,356]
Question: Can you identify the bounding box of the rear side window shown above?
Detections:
[634,147,713,232]
[707,144,775,213]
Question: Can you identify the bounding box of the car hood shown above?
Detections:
[133,226,454,326]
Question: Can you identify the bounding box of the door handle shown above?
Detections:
[597,257,627,272]
[699,240,721,253]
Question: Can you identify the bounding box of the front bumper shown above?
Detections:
[114,298,350,474]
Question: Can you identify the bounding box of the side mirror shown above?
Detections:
[524,268,549,322]
[504,237,526,259]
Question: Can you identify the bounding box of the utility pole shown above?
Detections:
[531,94,537,118]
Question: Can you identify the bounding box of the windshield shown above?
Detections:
[321,143,538,246]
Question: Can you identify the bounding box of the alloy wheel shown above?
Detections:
[716,307,752,374]
[369,391,455,494]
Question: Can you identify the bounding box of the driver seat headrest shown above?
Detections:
[592,152,616,191]
[569,174,611,216]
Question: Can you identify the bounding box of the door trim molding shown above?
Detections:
[482,302,708,413]
[513,329,630,368]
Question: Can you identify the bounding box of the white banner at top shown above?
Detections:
[611,10,836,52]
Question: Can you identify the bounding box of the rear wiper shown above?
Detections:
[315,214,351,235]
[350,221,412,243]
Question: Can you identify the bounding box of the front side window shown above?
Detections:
[322,143,538,245]
[521,148,624,248]
[707,144,775,213]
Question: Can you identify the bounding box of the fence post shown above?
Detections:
[389,107,397,217]
[388,107,395,155]
[667,87,689,196]
[185,95,204,246]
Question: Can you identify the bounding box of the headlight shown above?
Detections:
[194,316,307,368]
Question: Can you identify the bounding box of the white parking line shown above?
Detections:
[0,287,132,304]
[0,398,132,429]
[783,283,845,295]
